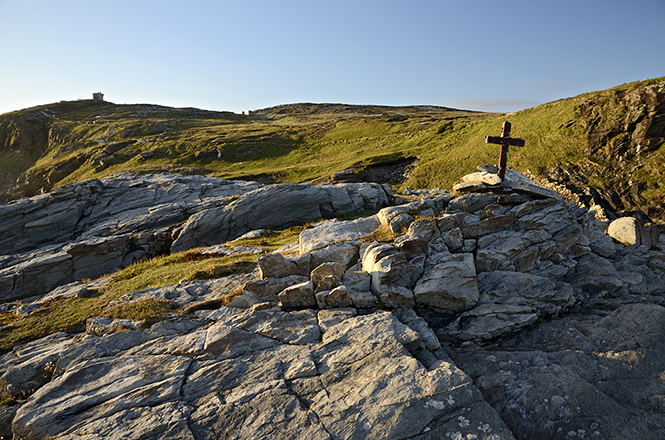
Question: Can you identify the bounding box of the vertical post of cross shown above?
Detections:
[485,121,526,183]
[497,121,511,181]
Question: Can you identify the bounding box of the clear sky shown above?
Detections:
[1,0,664,115]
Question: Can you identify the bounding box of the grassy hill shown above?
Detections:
[1,76,664,221]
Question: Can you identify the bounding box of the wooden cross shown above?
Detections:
[485,121,525,182]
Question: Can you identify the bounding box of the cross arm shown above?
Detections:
[485,135,526,147]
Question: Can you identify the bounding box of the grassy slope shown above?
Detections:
[2,77,663,199]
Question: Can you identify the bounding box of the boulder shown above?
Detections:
[258,252,310,279]
[607,216,660,247]
[278,281,316,309]
[414,253,479,312]
[315,285,353,309]
[311,262,344,291]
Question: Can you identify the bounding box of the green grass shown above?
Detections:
[3,77,665,198]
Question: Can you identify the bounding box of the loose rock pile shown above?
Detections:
[1,169,665,439]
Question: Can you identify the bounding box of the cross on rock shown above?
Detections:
[485,121,525,182]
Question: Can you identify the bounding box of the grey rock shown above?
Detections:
[278,281,316,309]
[0,332,71,398]
[172,183,388,253]
[242,274,310,304]
[453,304,665,440]
[299,215,381,253]
[445,271,575,341]
[414,253,479,312]
[607,216,660,247]
[12,355,192,439]
[317,308,358,333]
[377,202,419,225]
[85,317,143,336]
[311,262,345,290]
[447,193,499,214]
[258,252,310,279]
[389,212,415,233]
[310,240,359,270]
[315,285,353,309]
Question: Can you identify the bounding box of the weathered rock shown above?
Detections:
[12,355,192,439]
[258,252,310,279]
[447,193,499,214]
[444,271,575,341]
[453,304,665,440]
[363,244,424,303]
[607,216,660,247]
[315,285,353,309]
[377,202,419,225]
[311,262,345,291]
[310,241,359,270]
[317,308,357,333]
[299,215,381,253]
[278,281,316,309]
[85,317,143,336]
[172,183,388,253]
[414,253,479,312]
[389,212,415,233]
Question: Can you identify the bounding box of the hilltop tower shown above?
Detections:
[93,92,104,102]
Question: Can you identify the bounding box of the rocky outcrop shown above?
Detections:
[0,174,389,303]
[171,182,390,252]
[2,172,665,439]
[540,81,665,223]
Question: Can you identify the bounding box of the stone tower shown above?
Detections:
[93,92,104,102]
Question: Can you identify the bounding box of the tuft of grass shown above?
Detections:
[102,298,182,326]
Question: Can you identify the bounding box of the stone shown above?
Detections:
[241,275,310,303]
[377,202,419,225]
[0,332,72,398]
[396,238,429,259]
[172,183,388,253]
[447,193,499,213]
[341,265,371,293]
[309,241,359,270]
[12,355,192,440]
[278,281,316,309]
[311,262,344,291]
[258,252,310,279]
[564,253,624,295]
[442,227,464,251]
[315,285,353,309]
[607,216,660,247]
[85,317,143,336]
[453,304,665,440]
[231,309,321,345]
[414,253,479,312]
[316,308,357,333]
[299,215,381,253]
[504,169,561,199]
[389,212,415,233]
[461,171,503,186]
[443,270,576,342]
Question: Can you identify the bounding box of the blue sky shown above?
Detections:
[1,0,664,115]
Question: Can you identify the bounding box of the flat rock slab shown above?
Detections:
[299,216,381,253]
[452,304,665,440]
[8,307,514,440]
